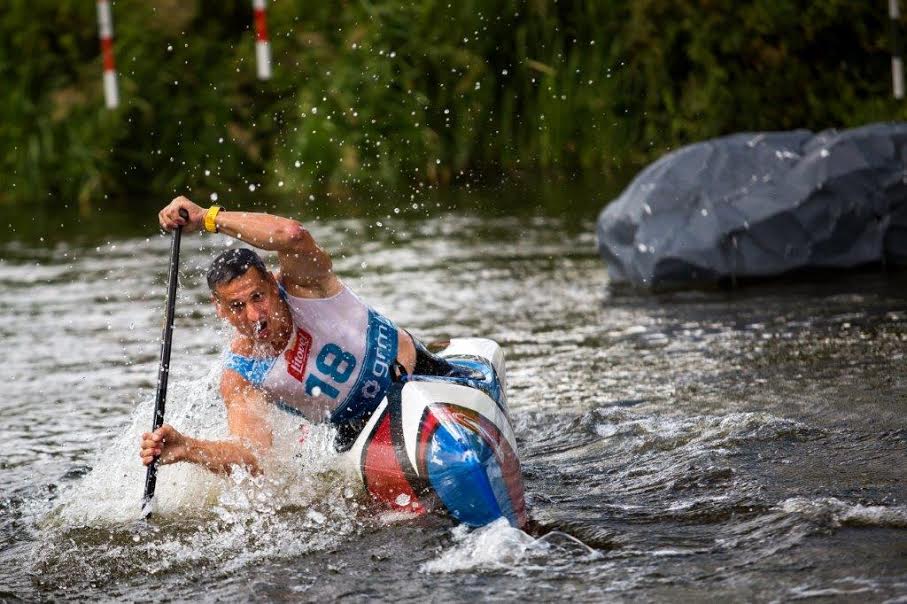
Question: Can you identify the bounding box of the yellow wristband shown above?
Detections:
[204,205,222,233]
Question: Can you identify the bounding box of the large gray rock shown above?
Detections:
[596,123,907,288]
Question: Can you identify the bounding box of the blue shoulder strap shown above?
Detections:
[224,352,277,387]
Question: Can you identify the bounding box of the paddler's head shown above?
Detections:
[207,248,291,348]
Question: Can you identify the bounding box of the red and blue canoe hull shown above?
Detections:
[346,338,527,528]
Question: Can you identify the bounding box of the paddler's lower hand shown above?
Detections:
[140,424,188,466]
[159,196,206,232]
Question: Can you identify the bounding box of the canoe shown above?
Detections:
[344,338,527,528]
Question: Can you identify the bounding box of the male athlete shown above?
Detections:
[139,196,454,475]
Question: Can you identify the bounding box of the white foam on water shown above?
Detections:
[583,408,822,512]
[582,407,907,570]
[788,576,886,601]
[31,364,368,583]
[789,586,876,600]
[420,518,600,574]
[716,496,907,564]
[779,497,907,529]
[420,518,545,573]
[54,364,231,524]
[592,408,819,455]
[646,548,699,557]
[376,509,424,525]
[50,362,362,526]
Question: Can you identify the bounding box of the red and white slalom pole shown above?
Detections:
[96,0,119,108]
[253,0,272,80]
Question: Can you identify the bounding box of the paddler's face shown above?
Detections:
[213,270,289,343]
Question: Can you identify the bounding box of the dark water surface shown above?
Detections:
[1,190,905,602]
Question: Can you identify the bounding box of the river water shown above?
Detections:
[1,189,906,601]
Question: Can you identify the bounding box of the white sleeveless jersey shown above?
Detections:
[224,282,399,424]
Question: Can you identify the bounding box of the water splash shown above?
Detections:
[30,365,369,590]
[420,517,600,574]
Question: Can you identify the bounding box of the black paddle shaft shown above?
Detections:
[142,208,188,513]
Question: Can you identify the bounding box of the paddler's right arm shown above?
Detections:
[159,195,339,297]
[139,370,272,476]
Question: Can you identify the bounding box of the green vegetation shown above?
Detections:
[1,0,904,206]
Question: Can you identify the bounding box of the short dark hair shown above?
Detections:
[207,248,270,292]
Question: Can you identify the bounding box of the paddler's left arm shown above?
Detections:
[140,424,264,476]
[159,196,340,297]
[139,371,273,476]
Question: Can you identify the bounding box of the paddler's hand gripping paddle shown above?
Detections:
[142,208,188,517]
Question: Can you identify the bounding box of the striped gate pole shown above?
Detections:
[892,0,904,99]
[96,0,119,108]
[253,0,272,80]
